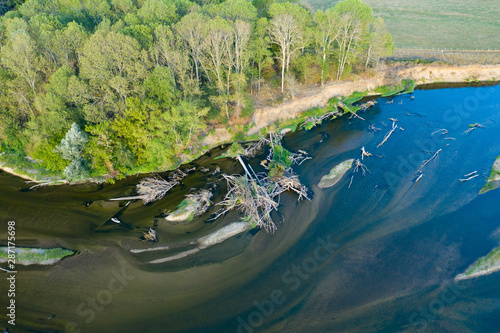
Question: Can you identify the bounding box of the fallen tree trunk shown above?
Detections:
[377,121,398,148]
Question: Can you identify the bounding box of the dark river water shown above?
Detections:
[1,83,500,333]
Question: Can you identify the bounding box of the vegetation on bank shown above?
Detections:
[456,246,500,280]
[479,155,500,194]
[0,0,394,182]
[0,246,74,264]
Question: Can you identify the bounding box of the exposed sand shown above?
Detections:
[0,163,36,181]
[250,63,500,133]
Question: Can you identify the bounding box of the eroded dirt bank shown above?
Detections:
[249,63,500,133]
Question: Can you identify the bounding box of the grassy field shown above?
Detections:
[307,0,500,50]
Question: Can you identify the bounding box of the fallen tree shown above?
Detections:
[212,134,309,234]
[136,169,189,204]
[377,121,398,148]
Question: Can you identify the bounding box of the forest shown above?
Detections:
[0,0,394,181]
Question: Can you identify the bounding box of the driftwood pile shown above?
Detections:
[213,134,309,234]
[136,169,189,204]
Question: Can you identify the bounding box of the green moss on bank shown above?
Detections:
[464,246,500,277]
[0,247,74,264]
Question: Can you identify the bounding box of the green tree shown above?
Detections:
[249,17,272,93]
[332,0,373,79]
[137,0,178,26]
[363,17,394,68]
[313,8,339,86]
[268,3,310,92]
[79,31,147,116]
[175,12,207,88]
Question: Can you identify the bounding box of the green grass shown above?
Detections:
[374,79,416,97]
[309,0,500,50]
[215,142,245,160]
[0,247,74,263]
[465,246,500,276]
[342,91,368,104]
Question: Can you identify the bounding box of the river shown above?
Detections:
[1,83,500,333]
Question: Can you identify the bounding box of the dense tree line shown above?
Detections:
[0,0,393,181]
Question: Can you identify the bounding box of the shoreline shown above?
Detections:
[1,63,499,183]
[0,163,37,182]
[249,63,500,133]
[455,265,500,281]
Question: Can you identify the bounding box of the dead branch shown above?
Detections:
[136,170,188,204]
[369,124,381,132]
[272,174,309,200]
[415,173,423,183]
[243,137,270,158]
[360,100,376,111]
[464,171,477,177]
[462,123,484,135]
[290,150,311,166]
[217,174,279,234]
[361,146,372,160]
[142,227,157,243]
[348,160,370,189]
[339,102,365,121]
[421,149,442,168]
[377,121,398,148]
[431,128,448,136]
[185,189,213,217]
[460,174,479,182]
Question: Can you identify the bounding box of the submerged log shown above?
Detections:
[421,149,442,168]
[377,121,398,148]
[109,195,145,201]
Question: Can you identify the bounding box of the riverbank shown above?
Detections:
[2,62,499,183]
[0,162,37,182]
[248,63,500,133]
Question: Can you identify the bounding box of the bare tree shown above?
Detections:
[335,13,361,80]
[268,13,306,92]
[175,13,207,88]
[202,18,233,93]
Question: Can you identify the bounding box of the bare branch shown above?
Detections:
[377,121,398,148]
[421,149,442,168]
